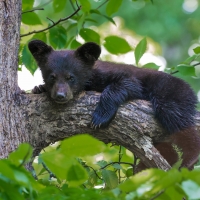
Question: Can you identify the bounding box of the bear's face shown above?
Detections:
[28,40,101,104]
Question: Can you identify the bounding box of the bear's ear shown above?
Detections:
[28,40,53,62]
[75,42,101,63]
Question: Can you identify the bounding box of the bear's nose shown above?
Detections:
[56,92,66,100]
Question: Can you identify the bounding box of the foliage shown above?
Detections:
[1,138,200,199]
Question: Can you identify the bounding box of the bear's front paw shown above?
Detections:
[91,105,117,129]
[32,85,46,94]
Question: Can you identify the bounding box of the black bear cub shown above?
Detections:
[28,40,200,171]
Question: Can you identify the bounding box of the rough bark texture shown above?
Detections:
[0,0,27,158]
[18,92,181,170]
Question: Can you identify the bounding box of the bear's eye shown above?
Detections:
[49,74,56,81]
[68,75,75,82]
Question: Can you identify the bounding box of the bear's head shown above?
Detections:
[28,40,101,104]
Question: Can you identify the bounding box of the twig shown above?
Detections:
[86,165,103,180]
[47,17,55,25]
[100,161,133,170]
[170,70,179,75]
[18,146,32,168]
[22,8,44,14]
[70,0,77,12]
[96,0,109,9]
[42,162,56,179]
[133,154,138,175]
[193,62,200,67]
[150,190,165,200]
[118,146,122,183]
[20,5,81,38]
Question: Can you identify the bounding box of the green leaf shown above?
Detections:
[8,143,32,166]
[182,54,198,65]
[102,170,118,189]
[77,14,87,32]
[195,65,200,78]
[90,10,116,25]
[53,0,67,12]
[120,169,165,193]
[176,64,196,76]
[60,134,106,157]
[22,12,42,25]
[134,37,147,65]
[78,0,91,12]
[31,32,47,43]
[67,163,88,187]
[88,171,98,187]
[79,28,100,44]
[142,62,160,70]
[41,151,74,180]
[125,167,133,177]
[70,39,82,49]
[112,163,122,170]
[193,46,200,54]
[22,45,38,75]
[106,0,123,16]
[104,36,132,55]
[182,180,200,199]
[147,169,182,196]
[97,160,108,168]
[49,26,67,49]
[22,0,34,11]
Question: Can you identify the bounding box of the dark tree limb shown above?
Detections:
[19,91,175,170]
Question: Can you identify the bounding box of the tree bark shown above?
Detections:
[0,0,199,171]
[0,0,25,157]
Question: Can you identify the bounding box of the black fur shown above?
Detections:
[85,61,197,132]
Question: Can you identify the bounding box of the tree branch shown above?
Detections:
[19,91,174,170]
[20,5,82,38]
[22,8,44,14]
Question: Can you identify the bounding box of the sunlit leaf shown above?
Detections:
[79,0,91,12]
[22,0,34,11]
[60,134,106,157]
[49,26,67,49]
[90,10,116,25]
[104,36,132,55]
[80,28,100,44]
[142,62,160,70]
[22,12,42,25]
[41,151,73,180]
[8,143,32,166]
[102,170,118,189]
[106,0,123,16]
[193,46,200,54]
[22,45,38,75]
[182,54,198,65]
[176,64,196,76]
[53,0,67,12]
[67,163,88,187]
[134,37,147,65]
[70,39,82,49]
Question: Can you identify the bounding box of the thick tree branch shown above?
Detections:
[18,91,175,170]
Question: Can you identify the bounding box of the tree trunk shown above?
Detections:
[0,0,27,158]
[0,0,199,171]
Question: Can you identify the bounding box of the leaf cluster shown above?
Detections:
[1,136,200,200]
